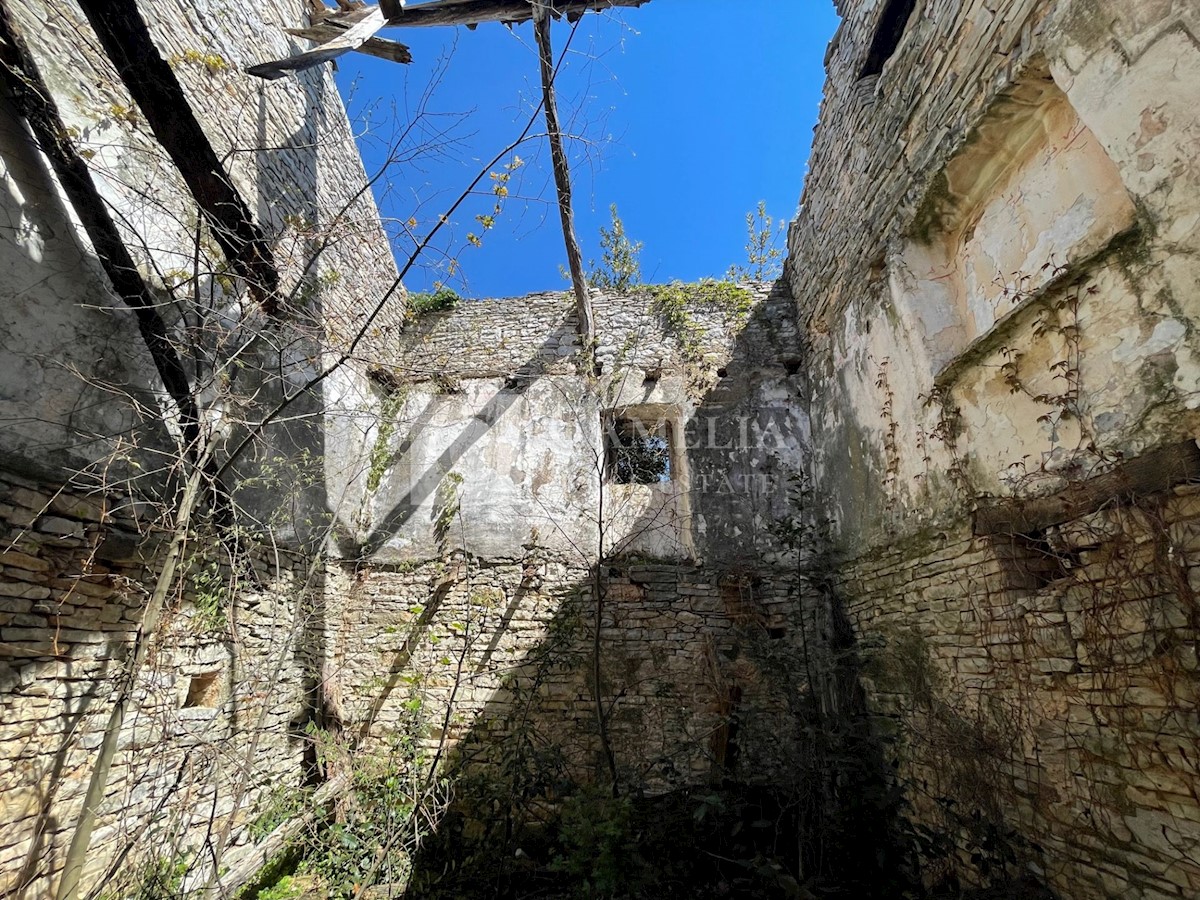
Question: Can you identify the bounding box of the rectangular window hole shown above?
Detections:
[605,413,672,484]
[184,670,222,708]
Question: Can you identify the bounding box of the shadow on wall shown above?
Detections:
[285,290,920,898]
[247,66,340,787]
[389,560,910,900]
[0,91,170,481]
[10,655,115,900]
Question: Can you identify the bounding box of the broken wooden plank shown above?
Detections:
[247,5,387,79]
[206,772,351,898]
[247,0,648,79]
[285,23,412,64]
[377,0,649,28]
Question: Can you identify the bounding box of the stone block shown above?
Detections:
[36,517,84,538]
[0,551,51,573]
[0,582,52,600]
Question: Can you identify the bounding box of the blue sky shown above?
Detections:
[333,1,839,298]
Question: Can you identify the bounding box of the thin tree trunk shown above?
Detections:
[591,459,619,794]
[533,3,614,788]
[532,2,597,366]
[58,452,213,900]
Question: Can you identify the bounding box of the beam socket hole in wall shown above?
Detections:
[994,530,1078,591]
[367,365,404,393]
[183,670,222,708]
[604,412,672,484]
[859,0,918,78]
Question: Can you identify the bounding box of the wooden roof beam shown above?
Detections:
[378,0,649,28]
[247,0,649,80]
[284,23,413,65]
[248,5,392,79]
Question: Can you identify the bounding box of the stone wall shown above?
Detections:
[329,282,813,797]
[842,484,1200,898]
[0,261,812,892]
[790,0,1200,548]
[323,552,804,796]
[7,0,1197,895]
[791,0,1200,896]
[0,1,403,895]
[0,0,818,883]
[344,283,806,566]
[2,0,401,498]
[0,467,310,896]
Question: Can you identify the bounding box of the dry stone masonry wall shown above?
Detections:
[841,487,1200,898]
[0,1,403,895]
[322,552,805,796]
[791,0,1200,896]
[330,281,813,796]
[0,469,309,896]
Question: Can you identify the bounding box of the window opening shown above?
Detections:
[183,670,222,708]
[860,0,918,78]
[605,415,672,484]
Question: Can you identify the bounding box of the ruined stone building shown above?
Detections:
[0,0,1197,898]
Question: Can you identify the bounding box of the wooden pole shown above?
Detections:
[532,1,597,364]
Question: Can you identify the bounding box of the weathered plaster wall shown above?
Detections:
[1,0,401,498]
[344,284,807,567]
[790,0,1200,547]
[0,90,167,479]
[791,0,1200,896]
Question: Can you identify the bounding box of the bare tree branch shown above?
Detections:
[57,444,215,900]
